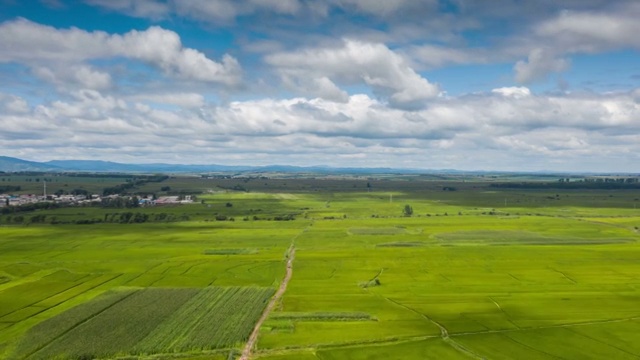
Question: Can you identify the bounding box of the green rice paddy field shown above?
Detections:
[1,181,640,359]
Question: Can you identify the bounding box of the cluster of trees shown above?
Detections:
[103,212,189,223]
[2,215,25,224]
[18,178,44,182]
[272,214,296,221]
[102,175,169,196]
[0,201,61,215]
[28,214,47,223]
[559,177,639,183]
[1,176,51,182]
[217,184,248,192]
[102,182,137,196]
[101,197,140,208]
[211,214,297,222]
[114,212,149,223]
[1,214,47,224]
[53,212,189,225]
[63,213,150,225]
[66,173,131,178]
[53,188,90,196]
[0,185,21,192]
[491,180,640,190]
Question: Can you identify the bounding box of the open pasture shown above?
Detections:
[1,182,640,359]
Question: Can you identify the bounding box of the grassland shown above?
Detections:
[1,176,639,359]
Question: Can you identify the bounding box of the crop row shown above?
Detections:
[30,288,199,360]
[13,289,137,359]
[16,286,273,359]
[136,286,275,353]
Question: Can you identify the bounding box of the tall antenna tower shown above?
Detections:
[43,180,46,198]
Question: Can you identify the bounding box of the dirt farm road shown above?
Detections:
[239,245,296,360]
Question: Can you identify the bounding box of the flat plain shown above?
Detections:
[1,175,639,359]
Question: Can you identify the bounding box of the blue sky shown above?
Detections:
[0,0,639,171]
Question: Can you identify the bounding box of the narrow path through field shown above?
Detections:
[384,297,485,359]
[240,225,308,360]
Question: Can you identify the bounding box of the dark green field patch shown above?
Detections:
[203,248,258,255]
[349,227,407,235]
[376,242,424,248]
[263,319,295,333]
[270,312,375,321]
[434,230,633,245]
[0,263,42,278]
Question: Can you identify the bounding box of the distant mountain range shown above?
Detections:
[1,156,624,175]
[0,156,428,174]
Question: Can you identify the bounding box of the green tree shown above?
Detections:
[403,204,413,217]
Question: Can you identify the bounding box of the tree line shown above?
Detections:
[102,175,169,195]
[491,180,640,190]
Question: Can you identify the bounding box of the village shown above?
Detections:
[0,192,193,208]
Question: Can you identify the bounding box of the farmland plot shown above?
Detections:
[12,289,137,359]
[257,211,640,359]
[2,185,640,359]
[28,288,199,359]
[135,286,274,353]
[12,286,273,359]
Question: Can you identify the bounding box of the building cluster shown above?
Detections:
[0,193,101,207]
[0,193,194,208]
[152,195,193,205]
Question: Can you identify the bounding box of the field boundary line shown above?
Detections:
[0,269,60,293]
[252,335,441,358]
[124,262,165,285]
[0,268,72,292]
[383,297,485,360]
[179,260,212,276]
[562,325,640,357]
[500,333,564,359]
[2,273,124,330]
[0,273,93,321]
[449,315,640,338]
[549,268,577,284]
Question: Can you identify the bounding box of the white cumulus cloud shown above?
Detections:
[266,39,440,108]
[0,18,242,86]
[491,86,532,99]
